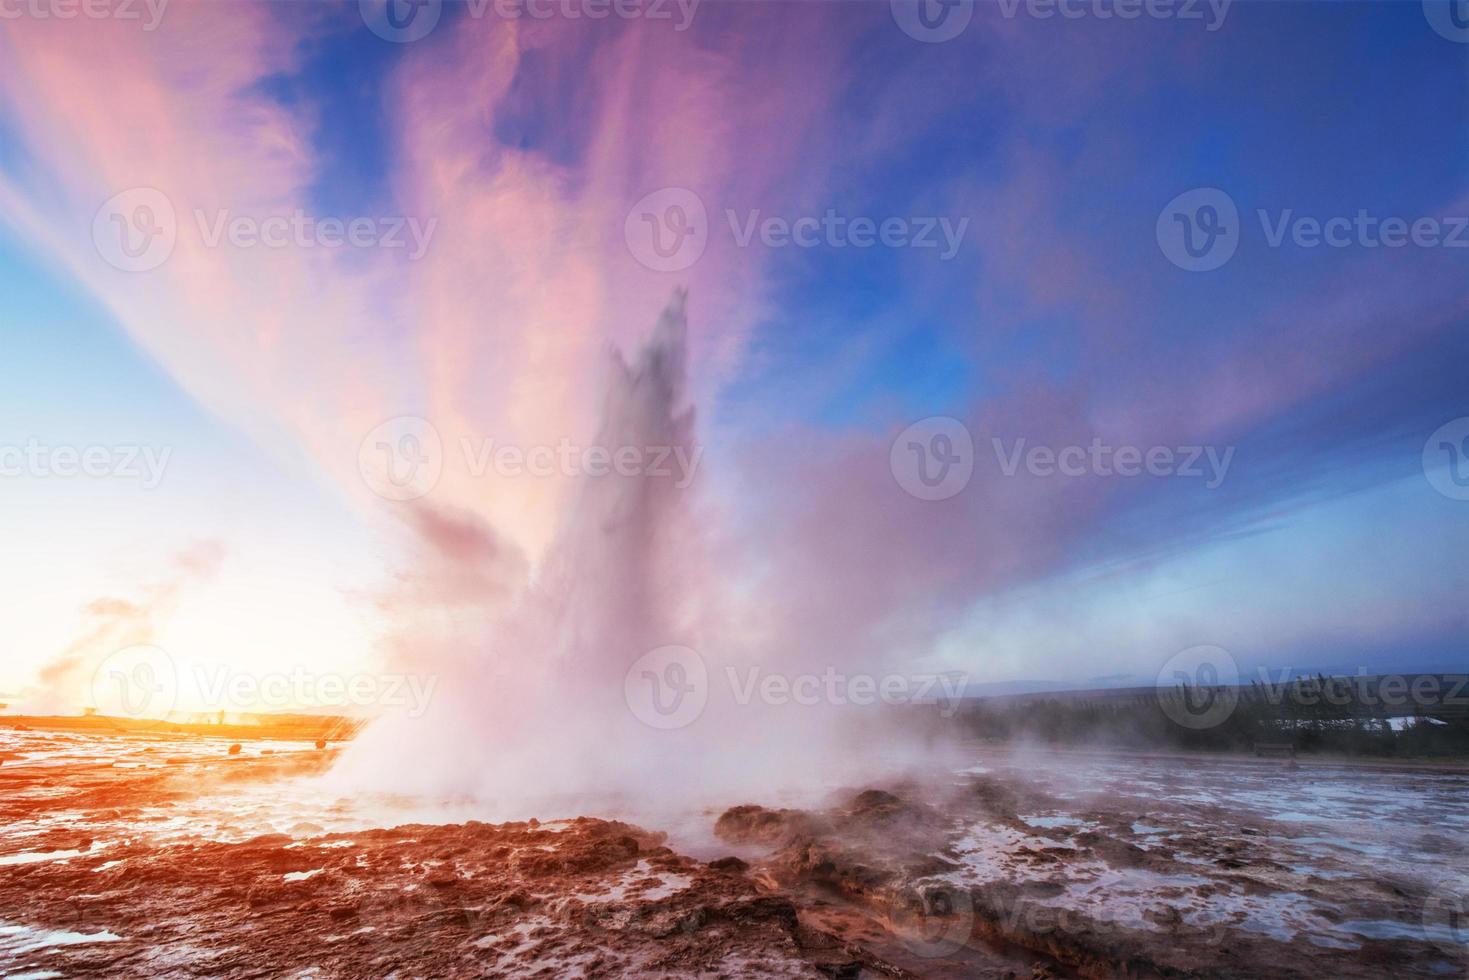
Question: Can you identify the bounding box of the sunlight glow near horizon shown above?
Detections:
[0,2,1465,711]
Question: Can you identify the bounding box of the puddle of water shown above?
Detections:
[1019,814,1084,830]
[0,842,107,867]
[573,860,694,903]
[0,922,123,957]
[283,869,324,882]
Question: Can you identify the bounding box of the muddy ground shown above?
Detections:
[0,726,1463,978]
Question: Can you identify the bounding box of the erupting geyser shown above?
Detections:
[332,292,722,813]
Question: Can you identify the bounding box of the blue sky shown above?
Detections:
[0,0,1464,708]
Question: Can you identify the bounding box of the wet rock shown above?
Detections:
[713,895,802,931]
[708,856,749,874]
[714,804,815,846]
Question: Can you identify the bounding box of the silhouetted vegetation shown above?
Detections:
[956,674,1469,758]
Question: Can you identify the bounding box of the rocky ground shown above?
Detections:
[0,744,906,978]
[0,726,1463,978]
[713,777,1462,978]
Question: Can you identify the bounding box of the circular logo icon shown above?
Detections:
[90,645,178,719]
[1423,1,1469,42]
[1156,645,1239,730]
[1423,879,1469,958]
[93,187,177,272]
[624,645,708,730]
[1423,417,1469,501]
[624,187,708,273]
[1156,188,1239,272]
[890,416,973,501]
[360,0,442,43]
[890,0,974,43]
[358,416,444,501]
[888,885,975,957]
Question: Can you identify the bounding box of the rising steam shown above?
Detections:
[331,292,937,819]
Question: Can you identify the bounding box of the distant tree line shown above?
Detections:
[955,675,1469,758]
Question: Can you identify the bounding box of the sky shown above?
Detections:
[0,0,1465,714]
